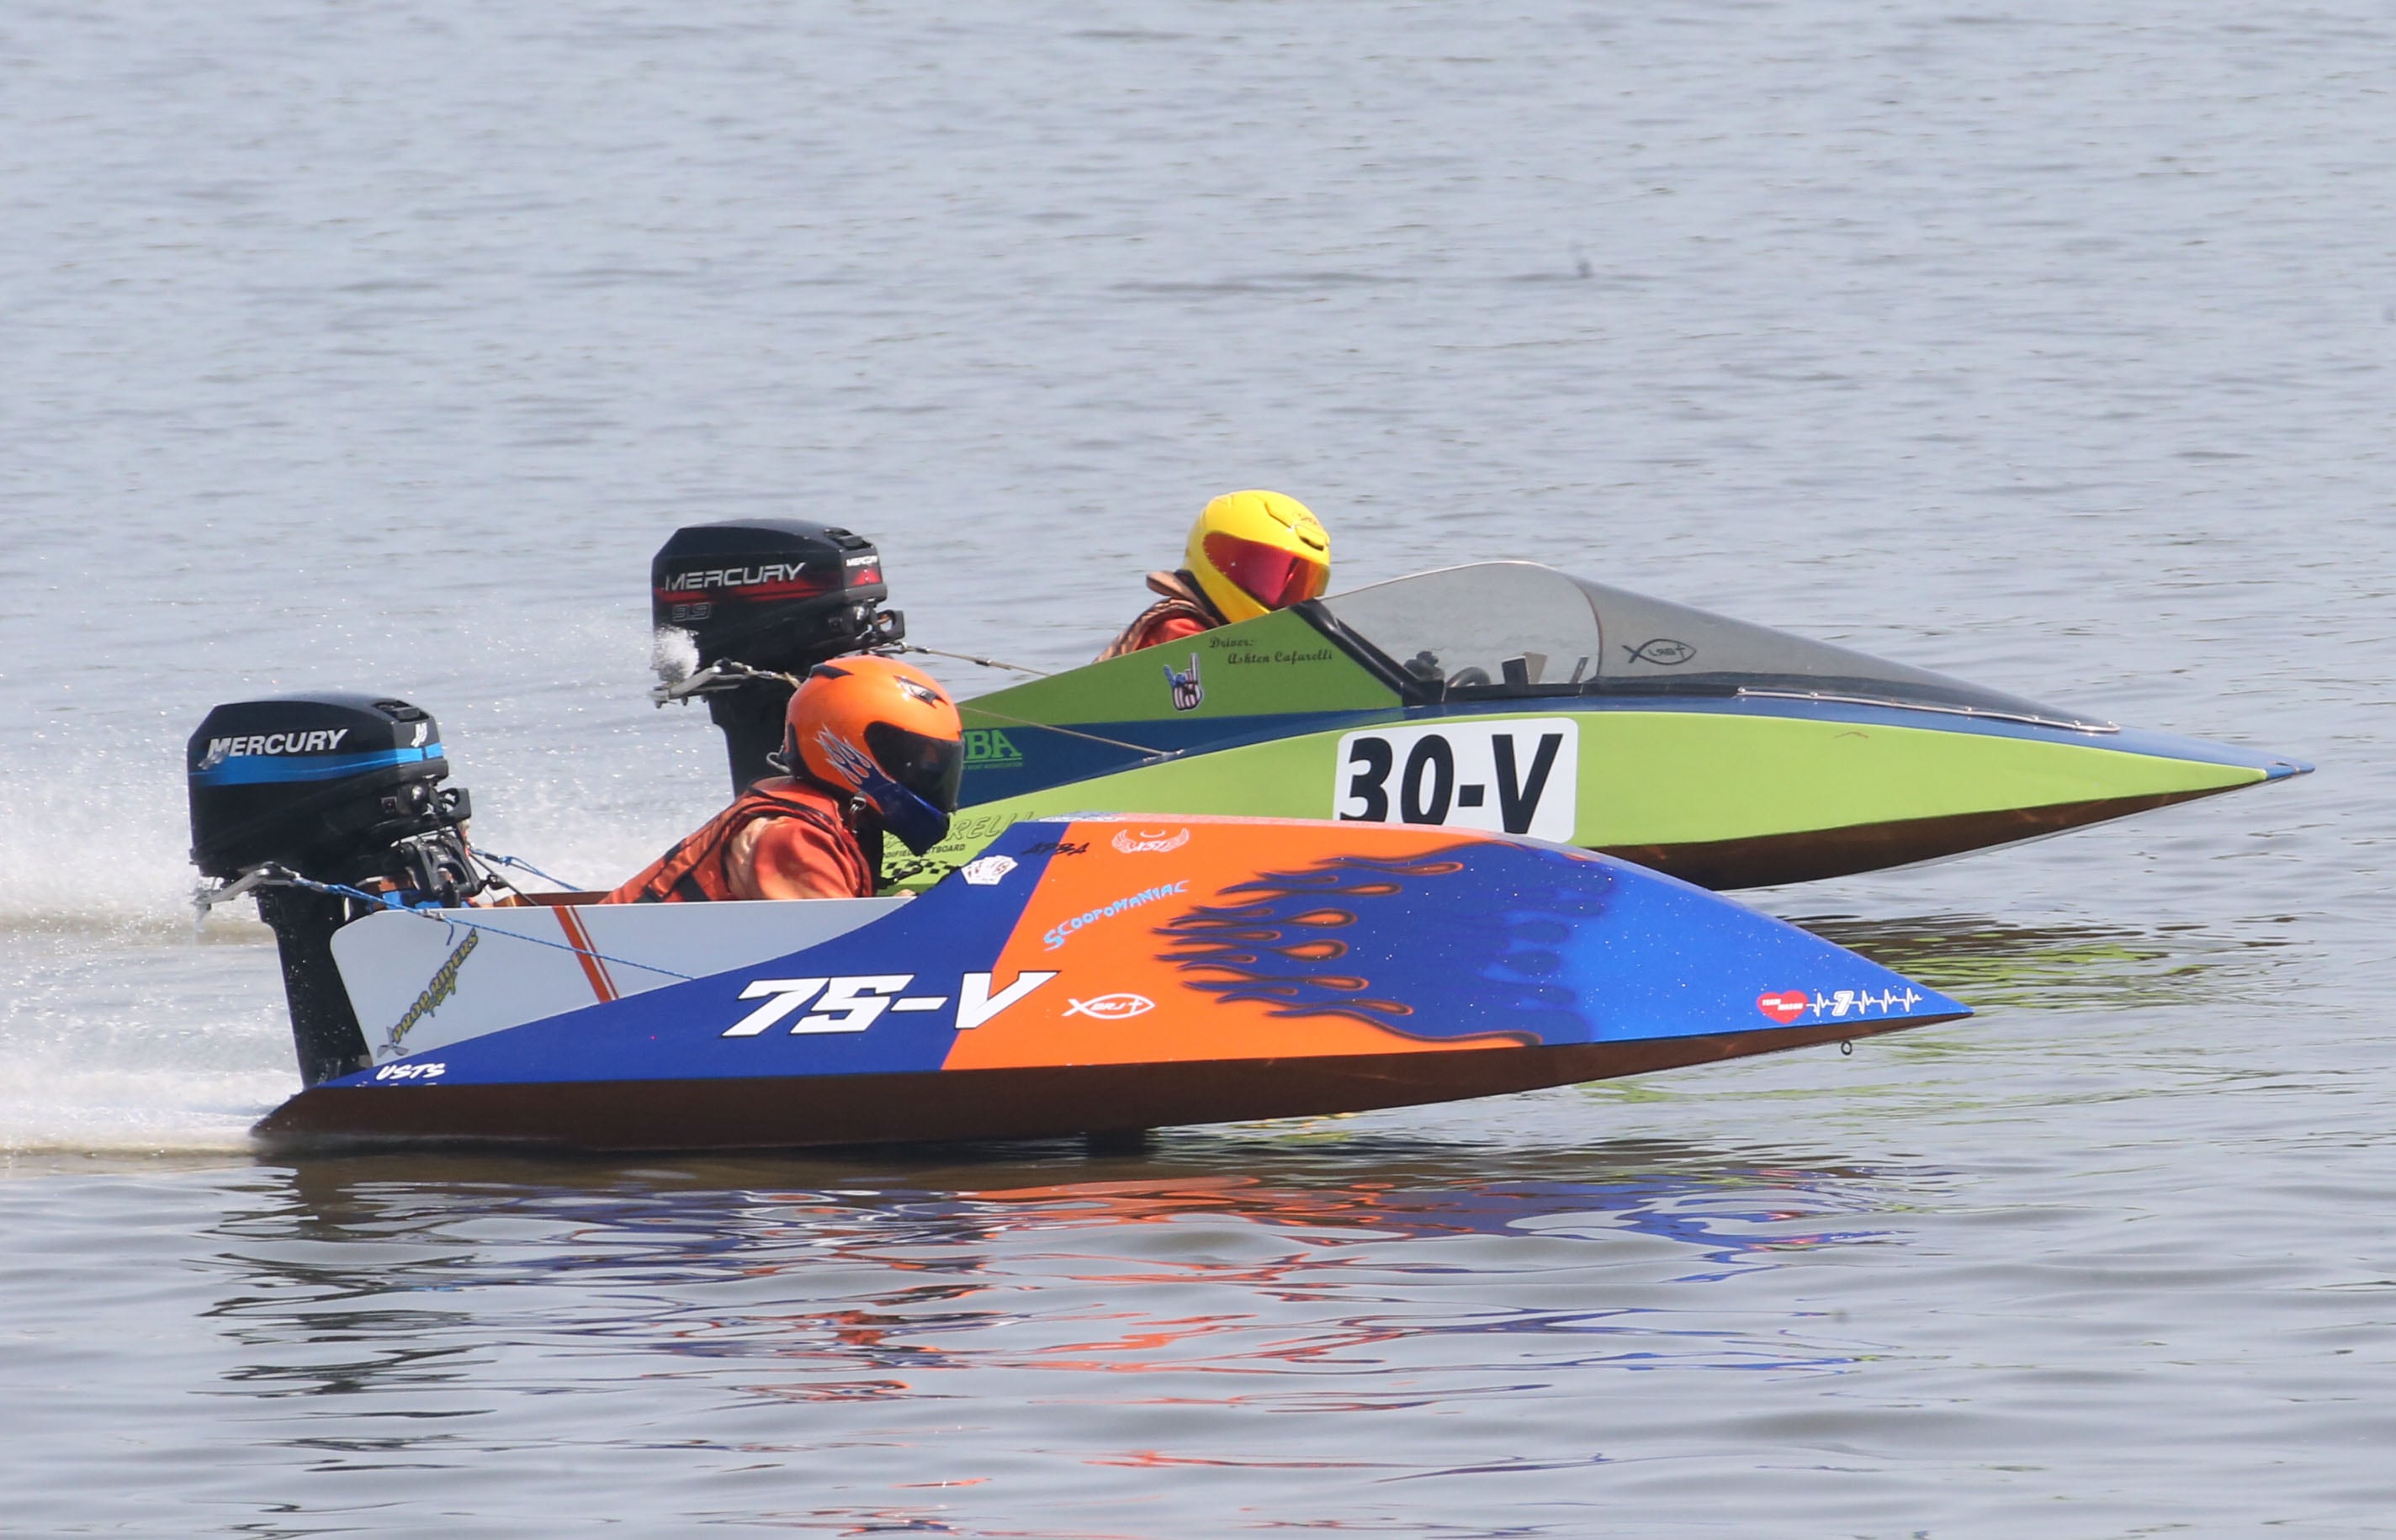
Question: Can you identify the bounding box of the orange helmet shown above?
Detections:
[783,655,965,855]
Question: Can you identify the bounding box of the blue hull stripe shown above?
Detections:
[191,746,442,786]
[962,693,2305,807]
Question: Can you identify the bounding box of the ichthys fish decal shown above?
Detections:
[1064,992,1156,1020]
[1622,638,1695,667]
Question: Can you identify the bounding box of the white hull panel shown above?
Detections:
[332,897,905,1061]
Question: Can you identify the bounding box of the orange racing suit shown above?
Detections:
[1096,569,1223,661]
[602,777,875,903]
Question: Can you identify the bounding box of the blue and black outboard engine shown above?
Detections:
[651,519,905,792]
[187,694,483,1087]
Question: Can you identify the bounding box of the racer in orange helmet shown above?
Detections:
[1098,490,1331,660]
[604,655,964,902]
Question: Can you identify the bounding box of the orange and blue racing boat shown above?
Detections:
[188,695,1967,1154]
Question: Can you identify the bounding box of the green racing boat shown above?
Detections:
[899,561,2307,890]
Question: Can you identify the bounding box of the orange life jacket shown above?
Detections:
[604,778,872,903]
[1096,570,1223,661]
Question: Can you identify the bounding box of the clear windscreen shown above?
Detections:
[1308,562,2107,729]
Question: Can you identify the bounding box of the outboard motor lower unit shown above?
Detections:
[188,693,482,1087]
[650,519,904,791]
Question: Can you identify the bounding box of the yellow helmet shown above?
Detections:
[1185,490,1331,624]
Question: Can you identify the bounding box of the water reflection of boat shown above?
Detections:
[946,1164,1896,1275]
[252,1139,1918,1283]
[208,1146,1924,1414]
[922,561,2307,891]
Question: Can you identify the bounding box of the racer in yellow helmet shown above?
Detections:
[1098,490,1331,660]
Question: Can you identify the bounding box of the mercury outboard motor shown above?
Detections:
[649,519,904,791]
[188,694,483,1087]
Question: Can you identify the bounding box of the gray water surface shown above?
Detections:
[3,2,2388,1532]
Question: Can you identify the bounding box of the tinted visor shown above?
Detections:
[863,721,965,812]
[1202,531,1330,610]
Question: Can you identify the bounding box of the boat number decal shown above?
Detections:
[1333,719,1579,842]
[720,971,1058,1037]
[1064,993,1155,1020]
[1758,987,1926,1024]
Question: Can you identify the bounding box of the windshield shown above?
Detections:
[1307,562,2107,729]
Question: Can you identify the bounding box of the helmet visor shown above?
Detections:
[1202,531,1330,611]
[864,721,965,813]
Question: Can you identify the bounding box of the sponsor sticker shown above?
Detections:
[1164,652,1204,712]
[197,728,353,769]
[1812,987,1923,1019]
[658,562,830,594]
[384,930,479,1053]
[961,855,1017,886]
[1757,987,1927,1024]
[1111,828,1191,855]
[374,1061,447,1082]
[946,810,1026,844]
[964,728,1023,766]
[1043,881,1189,950]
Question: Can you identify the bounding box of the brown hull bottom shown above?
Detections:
[251,1013,1959,1155]
[1604,787,2227,892]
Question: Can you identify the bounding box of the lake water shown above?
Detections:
[3,1,2390,1532]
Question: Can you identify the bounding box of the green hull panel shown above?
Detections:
[899,709,2267,890]
[1567,712,2262,844]
[964,608,1399,729]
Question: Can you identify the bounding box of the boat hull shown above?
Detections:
[1590,787,2226,890]
[930,695,2303,892]
[255,1016,1927,1152]
[258,815,1966,1152]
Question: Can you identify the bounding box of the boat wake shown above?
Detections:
[0,735,716,1157]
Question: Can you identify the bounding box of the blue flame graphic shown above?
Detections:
[1153,841,1616,1044]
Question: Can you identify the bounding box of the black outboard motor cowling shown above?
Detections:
[651,519,905,791]
[190,693,468,885]
[188,693,483,1088]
